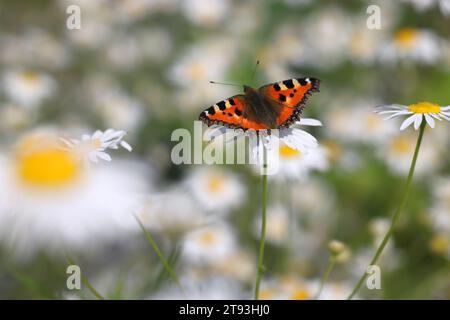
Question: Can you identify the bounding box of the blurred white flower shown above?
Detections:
[93,89,143,131]
[375,102,450,130]
[154,277,244,300]
[0,103,30,132]
[403,0,450,16]
[301,7,351,69]
[254,205,289,245]
[213,250,255,282]
[61,129,132,163]
[430,177,450,233]
[274,144,329,180]
[379,28,443,64]
[185,167,245,212]
[0,129,149,258]
[380,133,443,175]
[137,188,207,236]
[2,70,56,108]
[181,0,230,27]
[260,276,317,300]
[182,223,236,264]
[169,38,237,110]
[325,98,398,144]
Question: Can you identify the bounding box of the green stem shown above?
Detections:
[315,255,337,300]
[135,216,184,293]
[348,122,426,299]
[254,149,268,300]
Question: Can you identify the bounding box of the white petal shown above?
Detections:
[121,140,133,151]
[92,130,103,139]
[414,114,423,130]
[59,138,73,147]
[298,118,322,126]
[400,114,416,130]
[424,114,435,128]
[441,106,450,111]
[96,151,112,161]
[383,111,411,120]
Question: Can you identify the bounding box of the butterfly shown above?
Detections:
[199,77,320,131]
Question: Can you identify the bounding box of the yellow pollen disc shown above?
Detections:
[391,136,412,154]
[291,289,309,300]
[92,138,103,149]
[408,102,441,114]
[207,175,224,193]
[394,28,418,48]
[429,235,449,254]
[279,144,301,158]
[199,232,216,245]
[15,134,80,187]
[22,71,39,82]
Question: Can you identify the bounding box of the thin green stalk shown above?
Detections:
[67,256,105,300]
[254,148,268,300]
[348,122,426,299]
[315,255,337,300]
[135,216,184,292]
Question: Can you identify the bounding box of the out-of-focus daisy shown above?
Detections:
[182,223,236,264]
[92,89,143,131]
[181,0,230,27]
[403,0,450,16]
[254,205,289,245]
[324,97,398,144]
[274,144,329,180]
[0,129,149,257]
[184,167,245,212]
[169,38,237,110]
[430,177,450,234]
[375,102,450,130]
[2,70,56,108]
[380,132,443,175]
[61,129,132,163]
[0,103,30,132]
[137,188,207,237]
[153,277,244,300]
[260,276,317,300]
[300,7,351,69]
[379,28,442,64]
[213,250,255,283]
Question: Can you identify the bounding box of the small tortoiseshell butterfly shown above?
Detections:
[199,77,320,130]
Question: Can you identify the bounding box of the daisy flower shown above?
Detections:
[184,167,245,212]
[375,102,450,130]
[379,28,442,64]
[0,129,149,258]
[403,0,450,16]
[61,128,132,163]
[182,223,236,264]
[1,69,56,108]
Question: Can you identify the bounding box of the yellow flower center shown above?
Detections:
[199,231,216,245]
[21,71,39,82]
[291,289,310,300]
[430,235,449,254]
[207,175,224,193]
[15,134,81,187]
[394,28,418,48]
[408,102,441,114]
[391,136,412,155]
[279,144,301,158]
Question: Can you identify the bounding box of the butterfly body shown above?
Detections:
[199,77,320,131]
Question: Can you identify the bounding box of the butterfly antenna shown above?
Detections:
[209,81,241,87]
[250,60,260,82]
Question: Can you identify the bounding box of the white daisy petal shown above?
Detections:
[96,151,112,162]
[424,114,435,128]
[120,141,133,152]
[298,118,322,126]
[413,114,423,130]
[400,114,416,130]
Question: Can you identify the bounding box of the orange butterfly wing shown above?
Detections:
[259,77,320,128]
[199,95,268,130]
